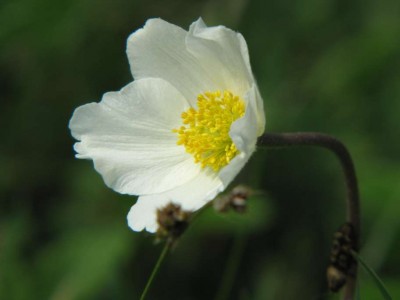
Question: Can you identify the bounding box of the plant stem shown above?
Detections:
[257,132,361,300]
[139,242,171,300]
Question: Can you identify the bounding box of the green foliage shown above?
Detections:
[353,251,392,300]
[1,0,399,299]
[190,195,274,235]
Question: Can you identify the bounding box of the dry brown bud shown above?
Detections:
[327,223,356,293]
[213,185,252,213]
[156,203,192,242]
[327,265,347,292]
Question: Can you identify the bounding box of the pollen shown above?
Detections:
[173,90,245,172]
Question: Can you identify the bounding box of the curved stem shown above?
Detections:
[139,242,171,300]
[257,132,361,300]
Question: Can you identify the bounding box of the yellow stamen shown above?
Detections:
[173,90,245,172]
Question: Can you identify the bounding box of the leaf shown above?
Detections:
[351,250,392,300]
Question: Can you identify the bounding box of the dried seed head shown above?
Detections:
[327,223,356,293]
[213,185,252,213]
[156,203,192,242]
[327,265,347,292]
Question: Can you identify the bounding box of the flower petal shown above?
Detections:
[186,18,254,97]
[166,169,223,211]
[127,18,219,103]
[127,196,165,233]
[187,19,266,134]
[231,85,261,152]
[253,85,266,136]
[127,170,223,232]
[69,78,203,195]
[217,84,261,187]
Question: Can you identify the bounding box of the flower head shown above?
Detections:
[69,18,265,233]
[156,203,192,242]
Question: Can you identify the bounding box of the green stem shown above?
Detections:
[214,232,247,300]
[139,242,171,300]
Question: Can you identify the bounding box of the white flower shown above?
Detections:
[69,18,265,233]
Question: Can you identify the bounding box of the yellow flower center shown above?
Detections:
[173,90,245,172]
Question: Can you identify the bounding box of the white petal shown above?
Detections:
[186,18,254,97]
[187,19,265,134]
[166,169,223,211]
[253,84,266,136]
[217,85,260,187]
[127,18,219,103]
[127,196,165,233]
[231,85,261,153]
[69,78,203,195]
[218,152,251,188]
[127,170,223,232]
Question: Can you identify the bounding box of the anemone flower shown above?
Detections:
[69,18,265,233]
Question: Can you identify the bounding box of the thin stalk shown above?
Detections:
[139,242,171,300]
[257,132,361,300]
[351,250,392,300]
[214,232,247,300]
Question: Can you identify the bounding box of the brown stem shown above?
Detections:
[257,132,360,300]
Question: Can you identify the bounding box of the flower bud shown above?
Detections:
[213,185,252,213]
[156,203,192,242]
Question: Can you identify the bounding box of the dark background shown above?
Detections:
[1,0,399,299]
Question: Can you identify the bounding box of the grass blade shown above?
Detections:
[351,250,392,300]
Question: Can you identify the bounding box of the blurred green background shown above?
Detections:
[1,0,399,299]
